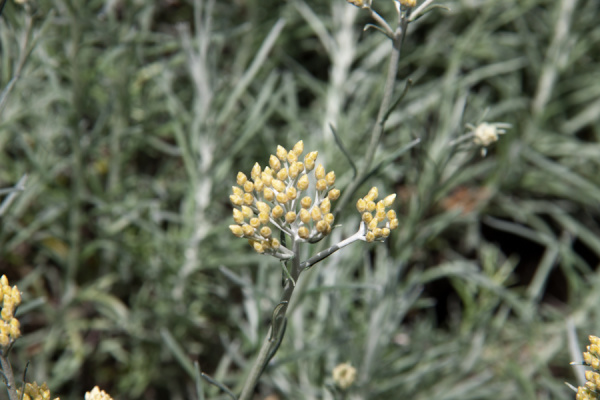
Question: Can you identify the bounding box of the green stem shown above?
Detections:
[0,353,19,400]
[334,14,409,215]
[239,240,301,400]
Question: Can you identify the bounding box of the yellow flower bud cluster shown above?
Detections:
[17,382,60,400]
[578,336,600,400]
[356,187,399,242]
[332,362,357,390]
[229,141,341,257]
[1,274,22,348]
[85,386,114,400]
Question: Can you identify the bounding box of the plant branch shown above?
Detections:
[239,239,301,400]
[0,353,19,400]
[334,13,409,216]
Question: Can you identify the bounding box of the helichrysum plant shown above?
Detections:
[229,141,399,399]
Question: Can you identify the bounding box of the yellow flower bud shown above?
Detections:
[315,164,325,179]
[271,238,280,249]
[232,186,243,197]
[292,140,304,156]
[324,213,334,225]
[251,163,262,180]
[241,206,253,219]
[356,198,366,213]
[254,178,264,192]
[272,179,286,193]
[289,162,300,179]
[229,225,244,237]
[373,228,383,238]
[320,198,331,213]
[9,319,20,338]
[249,218,261,228]
[242,225,255,236]
[297,175,309,191]
[389,218,399,230]
[387,210,397,221]
[301,196,312,209]
[260,226,272,238]
[276,192,289,204]
[285,211,297,223]
[230,194,243,206]
[258,212,270,224]
[368,219,379,231]
[277,168,288,181]
[376,210,386,222]
[316,220,330,233]
[325,171,335,186]
[399,0,416,7]
[304,152,318,171]
[264,188,275,201]
[328,189,340,201]
[242,193,254,205]
[253,241,265,253]
[299,209,311,224]
[256,201,270,214]
[290,162,303,178]
[364,187,378,202]
[236,172,248,186]
[362,212,373,223]
[272,205,284,218]
[316,179,327,191]
[383,193,396,207]
[10,287,21,305]
[287,151,298,164]
[233,209,244,224]
[276,145,288,161]
[366,201,376,212]
[270,155,281,171]
[286,187,297,200]
[365,231,375,242]
[311,207,323,221]
[298,226,310,239]
[382,228,391,237]
[261,172,273,187]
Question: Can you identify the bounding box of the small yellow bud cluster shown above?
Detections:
[16,382,60,400]
[85,386,113,400]
[578,336,600,400]
[1,275,22,349]
[229,141,340,258]
[356,187,399,242]
[332,362,357,390]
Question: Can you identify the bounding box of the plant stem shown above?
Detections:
[334,13,409,215]
[239,239,301,400]
[0,353,19,400]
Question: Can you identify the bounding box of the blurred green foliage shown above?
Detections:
[1,0,599,399]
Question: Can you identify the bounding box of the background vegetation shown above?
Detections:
[1,0,599,399]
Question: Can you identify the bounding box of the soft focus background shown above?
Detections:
[1,0,600,399]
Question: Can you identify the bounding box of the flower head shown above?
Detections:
[356,187,399,242]
[17,382,60,400]
[85,386,113,400]
[0,274,22,349]
[230,141,339,259]
[332,362,357,390]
